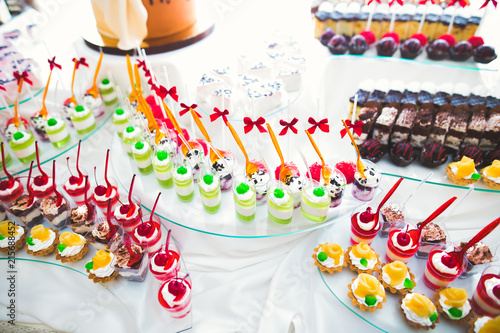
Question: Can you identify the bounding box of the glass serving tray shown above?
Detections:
[318,56,500,193]
[0,219,192,333]
[316,175,499,333]
[110,133,378,239]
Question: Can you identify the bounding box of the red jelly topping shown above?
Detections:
[168,279,187,298]
[136,222,154,237]
[0,180,11,191]
[33,175,48,186]
[94,185,107,197]
[441,253,458,269]
[493,285,500,299]
[359,207,375,223]
[68,175,80,185]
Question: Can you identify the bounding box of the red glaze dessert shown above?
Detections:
[114,201,142,234]
[149,243,181,281]
[92,150,120,216]
[351,206,380,245]
[335,160,356,184]
[386,222,420,263]
[0,142,23,203]
[63,142,91,204]
[132,218,162,254]
[471,266,500,317]
[424,244,465,290]
[158,275,192,319]
[29,142,54,198]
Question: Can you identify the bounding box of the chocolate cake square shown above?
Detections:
[9,194,43,228]
[410,107,434,148]
[444,110,470,150]
[428,110,454,145]
[463,109,487,147]
[373,106,399,145]
[39,196,69,229]
[383,89,403,106]
[354,106,380,145]
[479,113,500,149]
[348,88,370,121]
[391,106,418,143]
[366,89,386,105]
[68,203,96,235]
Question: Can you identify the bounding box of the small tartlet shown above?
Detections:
[312,244,347,274]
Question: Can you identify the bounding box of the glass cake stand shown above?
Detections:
[316,174,499,332]
[0,219,192,333]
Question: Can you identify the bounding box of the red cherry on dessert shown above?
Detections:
[493,285,500,299]
[360,207,375,223]
[137,222,153,237]
[120,204,131,215]
[154,252,168,266]
[68,175,80,185]
[34,175,48,186]
[94,185,107,196]
[168,280,187,298]
[0,180,11,191]
[397,232,411,246]
[441,253,457,269]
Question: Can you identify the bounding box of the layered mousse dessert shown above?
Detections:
[417,222,447,258]
[39,195,69,229]
[8,194,43,228]
[114,239,148,282]
[351,206,380,245]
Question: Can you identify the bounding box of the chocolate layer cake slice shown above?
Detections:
[428,109,454,145]
[418,82,436,106]
[469,85,487,110]
[479,113,500,149]
[486,93,500,110]
[433,83,453,109]
[444,109,470,150]
[391,106,418,144]
[417,222,447,258]
[39,195,69,229]
[373,106,399,145]
[450,83,470,109]
[410,105,435,148]
[400,81,420,106]
[354,106,380,145]
[383,80,405,107]
[348,79,374,121]
[9,194,43,228]
[365,79,389,106]
[69,204,95,235]
[463,108,487,147]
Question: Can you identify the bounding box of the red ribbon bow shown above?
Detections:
[179,103,201,118]
[340,120,363,138]
[243,117,267,134]
[155,85,178,102]
[418,0,434,3]
[144,68,151,78]
[13,71,33,86]
[48,56,61,71]
[279,118,299,136]
[480,0,497,8]
[210,108,229,124]
[367,0,381,5]
[72,57,88,70]
[389,0,404,6]
[307,117,329,134]
[136,59,146,69]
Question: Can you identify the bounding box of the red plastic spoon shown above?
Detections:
[417,197,458,238]
[375,177,404,219]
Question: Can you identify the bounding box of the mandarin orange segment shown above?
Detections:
[449,156,475,179]
[92,250,112,270]
[59,232,86,247]
[440,288,468,308]
[354,273,385,298]
[404,293,436,318]
[31,225,51,242]
[0,221,18,237]
[322,243,343,265]
[351,242,376,260]
[384,261,408,287]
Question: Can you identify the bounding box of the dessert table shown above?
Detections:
[0,0,499,332]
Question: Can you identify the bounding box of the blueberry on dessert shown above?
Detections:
[454,146,483,167]
[473,45,497,64]
[426,39,450,60]
[449,41,473,61]
[376,37,397,57]
[421,143,449,167]
[349,35,368,55]
[327,35,348,55]
[390,142,417,167]
[359,139,386,163]
[400,38,423,60]
[320,28,335,46]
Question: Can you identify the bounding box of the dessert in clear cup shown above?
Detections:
[386,221,420,263]
[346,241,381,274]
[0,153,24,203]
[132,140,153,175]
[8,163,43,228]
[379,261,416,294]
[179,139,207,182]
[70,105,96,135]
[434,287,473,323]
[149,233,182,281]
[267,181,294,225]
[172,158,195,203]
[0,220,27,252]
[122,125,142,157]
[25,224,59,256]
[247,159,270,205]
[459,241,495,278]
[152,149,173,188]
[93,150,120,216]
[308,162,346,208]
[423,242,466,289]
[86,213,121,251]
[29,142,54,199]
[114,234,148,282]
[350,205,380,245]
[114,175,142,233]
[45,117,71,148]
[347,273,386,312]
[9,127,36,164]
[132,204,163,254]
[275,162,304,209]
[62,141,92,204]
[400,292,439,330]
[379,202,405,238]
[416,222,447,259]
[158,273,192,319]
[312,243,347,274]
[85,249,119,283]
[351,159,381,202]
[301,179,330,222]
[68,177,96,235]
[232,175,256,222]
[99,78,118,107]
[0,141,12,169]
[37,161,70,229]
[198,168,221,214]
[210,149,234,191]
[471,265,500,317]
[112,108,130,138]
[55,231,89,263]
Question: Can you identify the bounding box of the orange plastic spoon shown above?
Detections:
[189,108,224,163]
[305,130,330,184]
[226,121,258,178]
[86,52,103,98]
[266,123,291,182]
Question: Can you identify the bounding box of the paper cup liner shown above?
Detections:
[398,297,439,330]
[0,226,27,253]
[55,241,90,263]
[312,245,347,274]
[378,263,416,295]
[445,166,479,186]
[346,246,381,275]
[87,269,119,284]
[433,290,474,324]
[25,229,59,256]
[347,277,386,312]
